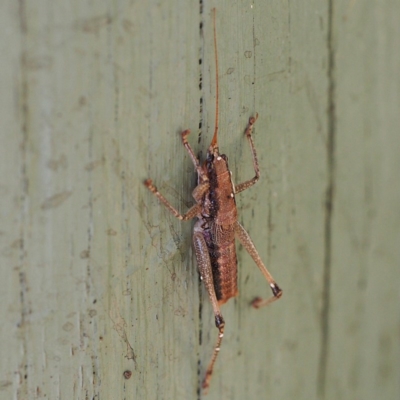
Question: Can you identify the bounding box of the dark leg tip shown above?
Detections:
[215,314,225,329]
[271,283,283,298]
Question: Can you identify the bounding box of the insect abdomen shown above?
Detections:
[208,224,238,304]
[204,157,239,304]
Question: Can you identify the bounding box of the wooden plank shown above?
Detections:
[2,0,398,399]
[0,0,200,398]
[324,1,400,399]
[200,1,330,399]
[0,1,25,396]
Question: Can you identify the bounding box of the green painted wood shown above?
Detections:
[324,1,400,399]
[1,1,399,399]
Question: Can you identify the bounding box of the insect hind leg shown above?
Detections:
[235,221,282,307]
[193,230,225,393]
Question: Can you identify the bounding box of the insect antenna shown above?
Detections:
[210,8,219,150]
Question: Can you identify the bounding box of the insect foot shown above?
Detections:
[201,323,225,394]
[181,129,191,143]
[144,179,155,192]
[251,283,283,309]
[251,296,264,309]
[246,113,259,136]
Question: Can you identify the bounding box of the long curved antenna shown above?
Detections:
[210,8,219,149]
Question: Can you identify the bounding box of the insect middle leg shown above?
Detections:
[193,230,225,392]
[144,128,213,220]
[235,114,261,194]
[235,221,282,307]
[144,179,201,221]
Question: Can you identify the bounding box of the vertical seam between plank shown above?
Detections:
[17,0,29,397]
[318,0,337,398]
[197,2,204,398]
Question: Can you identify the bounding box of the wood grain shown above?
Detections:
[1,0,399,399]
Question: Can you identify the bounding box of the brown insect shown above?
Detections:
[144,8,282,392]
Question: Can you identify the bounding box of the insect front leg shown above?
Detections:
[181,129,205,177]
[193,230,225,393]
[235,114,261,194]
[235,221,282,308]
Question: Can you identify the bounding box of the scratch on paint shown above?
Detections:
[109,299,136,365]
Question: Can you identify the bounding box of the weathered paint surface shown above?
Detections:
[0,1,399,399]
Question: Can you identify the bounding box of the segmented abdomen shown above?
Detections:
[206,223,238,304]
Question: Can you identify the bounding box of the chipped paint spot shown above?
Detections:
[41,191,72,210]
